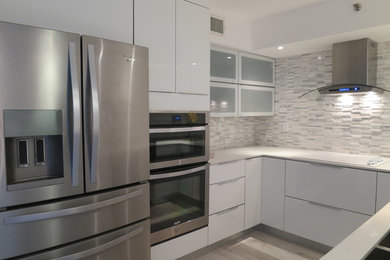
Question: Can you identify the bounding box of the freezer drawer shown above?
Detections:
[0,183,149,259]
[19,219,150,260]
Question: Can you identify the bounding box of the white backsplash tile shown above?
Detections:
[210,41,390,156]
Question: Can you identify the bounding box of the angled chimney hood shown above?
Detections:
[318,38,384,94]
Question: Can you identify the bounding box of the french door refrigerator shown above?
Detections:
[0,21,150,259]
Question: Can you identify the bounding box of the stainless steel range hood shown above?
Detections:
[300,38,388,97]
[319,38,384,94]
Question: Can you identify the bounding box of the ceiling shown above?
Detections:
[209,0,390,58]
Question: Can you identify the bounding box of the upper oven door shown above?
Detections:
[149,126,209,169]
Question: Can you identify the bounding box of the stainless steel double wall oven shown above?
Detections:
[0,21,150,259]
[149,112,210,245]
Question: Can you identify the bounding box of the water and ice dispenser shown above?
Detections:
[4,110,64,190]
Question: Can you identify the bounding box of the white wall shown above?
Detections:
[252,0,390,50]
[210,14,252,51]
[0,0,133,43]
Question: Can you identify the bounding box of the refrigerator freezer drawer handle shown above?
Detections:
[4,189,143,225]
[53,226,144,260]
[87,44,100,184]
[68,42,81,187]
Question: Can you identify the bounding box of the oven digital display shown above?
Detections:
[172,115,181,122]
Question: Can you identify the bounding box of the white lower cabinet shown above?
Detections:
[376,172,390,212]
[245,157,262,229]
[209,177,245,215]
[209,205,245,245]
[151,227,208,260]
[261,157,285,230]
[285,160,377,215]
[284,197,370,247]
[209,160,245,184]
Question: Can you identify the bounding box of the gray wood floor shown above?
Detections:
[180,231,325,260]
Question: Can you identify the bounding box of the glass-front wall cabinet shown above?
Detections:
[210,45,275,117]
[210,82,238,117]
[239,52,274,86]
[239,85,274,116]
[210,46,238,83]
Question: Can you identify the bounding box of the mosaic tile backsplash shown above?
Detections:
[210,41,390,156]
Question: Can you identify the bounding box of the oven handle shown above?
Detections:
[149,126,206,133]
[150,165,206,180]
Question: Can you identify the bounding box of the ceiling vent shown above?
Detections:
[210,16,224,35]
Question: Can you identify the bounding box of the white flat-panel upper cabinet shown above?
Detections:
[210,46,238,83]
[134,0,175,92]
[210,82,238,117]
[239,53,274,86]
[239,85,274,116]
[176,0,210,95]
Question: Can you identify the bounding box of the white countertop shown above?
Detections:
[321,202,390,260]
[210,146,390,173]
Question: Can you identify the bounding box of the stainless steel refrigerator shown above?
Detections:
[0,21,150,259]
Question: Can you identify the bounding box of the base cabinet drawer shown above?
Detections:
[285,160,376,215]
[151,227,208,260]
[284,197,370,247]
[209,177,245,214]
[209,204,245,245]
[210,160,245,184]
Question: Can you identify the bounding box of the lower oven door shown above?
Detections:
[18,219,150,260]
[150,164,209,245]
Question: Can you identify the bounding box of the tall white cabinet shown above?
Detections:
[176,0,210,95]
[134,0,175,93]
[135,0,210,111]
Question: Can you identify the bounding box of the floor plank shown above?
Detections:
[180,231,325,260]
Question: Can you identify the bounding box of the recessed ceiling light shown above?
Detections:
[227,56,232,59]
[317,56,322,60]
[277,46,284,50]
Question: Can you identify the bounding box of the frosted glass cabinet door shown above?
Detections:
[239,85,274,116]
[210,46,238,83]
[239,53,274,86]
[210,82,238,117]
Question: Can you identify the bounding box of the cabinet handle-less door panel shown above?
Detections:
[376,172,390,212]
[245,157,262,229]
[210,160,245,184]
[176,0,210,95]
[82,36,149,192]
[209,177,245,214]
[284,197,370,247]
[134,0,176,93]
[261,157,285,230]
[285,160,376,215]
[209,205,245,244]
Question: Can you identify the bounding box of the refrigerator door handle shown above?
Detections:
[87,44,100,184]
[68,42,81,187]
[4,189,143,225]
[53,226,144,260]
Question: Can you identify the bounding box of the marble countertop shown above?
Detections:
[321,202,390,260]
[210,146,390,173]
